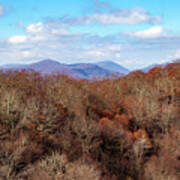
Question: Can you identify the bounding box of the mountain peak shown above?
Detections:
[98,60,116,63]
[35,59,61,65]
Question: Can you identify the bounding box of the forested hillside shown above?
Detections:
[0,62,179,180]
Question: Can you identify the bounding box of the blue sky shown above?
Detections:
[0,0,180,69]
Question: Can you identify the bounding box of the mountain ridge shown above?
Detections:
[0,59,127,79]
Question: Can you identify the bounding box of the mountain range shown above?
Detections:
[0,59,130,79]
[0,59,175,79]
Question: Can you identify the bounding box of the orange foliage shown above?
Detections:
[99,117,114,130]
[133,129,152,148]
[133,129,149,140]
[125,131,134,141]
[114,113,130,128]
[128,113,133,120]
[114,114,121,120]
[101,109,114,119]
[100,114,152,148]
[148,66,163,76]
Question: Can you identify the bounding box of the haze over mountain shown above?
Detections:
[0,59,128,79]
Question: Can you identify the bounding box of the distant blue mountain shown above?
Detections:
[141,62,171,73]
[0,59,128,79]
[68,63,113,79]
[1,59,177,78]
[96,61,129,74]
[141,64,160,73]
[0,63,26,69]
[28,59,71,74]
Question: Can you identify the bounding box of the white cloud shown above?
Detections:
[126,26,164,38]
[115,53,121,58]
[167,49,180,60]
[8,35,27,44]
[107,44,121,51]
[91,9,153,25]
[26,22,44,33]
[22,51,30,57]
[174,50,180,59]
[87,50,105,57]
[51,29,69,35]
[26,21,69,36]
[0,4,4,16]
[68,8,162,25]
[84,44,122,60]
[174,49,180,59]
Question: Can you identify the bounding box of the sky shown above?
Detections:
[0,0,180,70]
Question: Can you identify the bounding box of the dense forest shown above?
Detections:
[0,62,179,180]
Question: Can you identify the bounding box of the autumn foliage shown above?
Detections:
[0,62,179,180]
